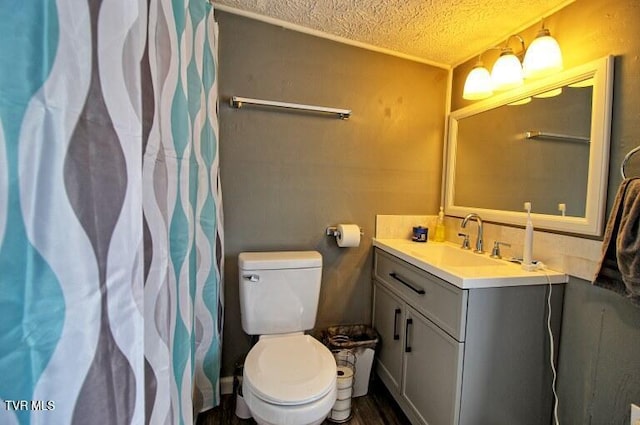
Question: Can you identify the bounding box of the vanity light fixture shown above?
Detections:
[463,35,525,100]
[462,23,563,101]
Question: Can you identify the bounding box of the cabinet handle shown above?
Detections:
[405,318,413,353]
[393,308,401,340]
[389,272,426,295]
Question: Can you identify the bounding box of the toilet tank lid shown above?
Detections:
[239,251,322,270]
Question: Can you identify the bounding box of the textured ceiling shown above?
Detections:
[213,0,572,67]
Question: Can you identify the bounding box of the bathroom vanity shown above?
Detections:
[371,239,567,425]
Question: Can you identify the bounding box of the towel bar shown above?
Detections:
[621,145,640,178]
[230,96,351,119]
[525,131,590,143]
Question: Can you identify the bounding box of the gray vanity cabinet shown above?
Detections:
[372,248,564,425]
[402,304,463,425]
[373,282,404,390]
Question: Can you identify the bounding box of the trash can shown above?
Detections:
[323,324,379,398]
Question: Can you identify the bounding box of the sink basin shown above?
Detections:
[410,245,507,268]
[373,238,568,289]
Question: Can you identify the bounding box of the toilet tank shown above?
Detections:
[239,251,322,335]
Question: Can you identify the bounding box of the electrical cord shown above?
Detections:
[542,267,560,425]
[505,260,560,423]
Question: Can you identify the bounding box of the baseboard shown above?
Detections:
[220,376,234,395]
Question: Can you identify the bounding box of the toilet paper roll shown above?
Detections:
[337,224,360,248]
[330,407,351,422]
[336,366,354,389]
[333,398,351,411]
[337,387,352,399]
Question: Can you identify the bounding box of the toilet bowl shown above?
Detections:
[238,251,337,424]
[242,333,337,425]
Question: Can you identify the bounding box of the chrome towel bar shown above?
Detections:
[230,96,351,119]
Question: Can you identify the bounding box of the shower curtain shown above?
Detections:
[0,1,223,424]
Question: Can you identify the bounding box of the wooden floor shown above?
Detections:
[197,377,411,425]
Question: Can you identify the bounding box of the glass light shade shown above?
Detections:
[491,49,523,91]
[463,64,493,100]
[523,29,563,79]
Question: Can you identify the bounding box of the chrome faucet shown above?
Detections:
[461,213,484,254]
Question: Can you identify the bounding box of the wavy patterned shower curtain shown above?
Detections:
[0,1,223,424]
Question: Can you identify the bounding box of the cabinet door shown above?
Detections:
[403,306,464,425]
[373,282,404,391]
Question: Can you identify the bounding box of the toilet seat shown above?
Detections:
[244,334,337,405]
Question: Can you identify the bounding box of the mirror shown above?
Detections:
[445,56,614,236]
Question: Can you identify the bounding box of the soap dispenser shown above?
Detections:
[434,206,446,242]
[522,202,536,271]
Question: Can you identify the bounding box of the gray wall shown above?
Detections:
[217,11,448,376]
[451,0,640,423]
[558,278,640,425]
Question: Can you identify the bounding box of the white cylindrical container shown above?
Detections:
[235,393,252,419]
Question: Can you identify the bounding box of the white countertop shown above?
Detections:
[373,238,568,289]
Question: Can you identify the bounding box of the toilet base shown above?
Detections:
[244,383,337,425]
[253,415,328,425]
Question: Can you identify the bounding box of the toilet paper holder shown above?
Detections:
[326,225,364,238]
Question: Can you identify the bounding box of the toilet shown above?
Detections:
[238,251,337,425]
